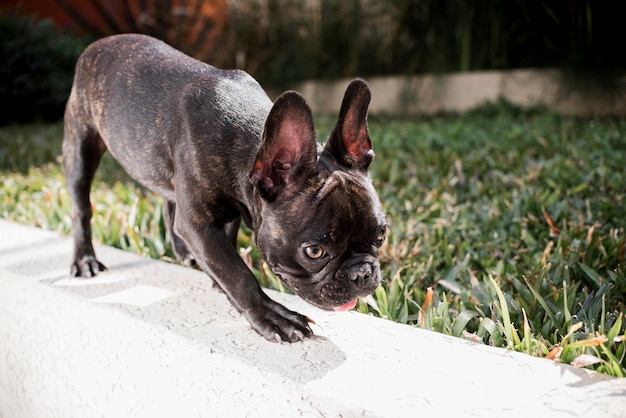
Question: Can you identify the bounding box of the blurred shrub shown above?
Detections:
[226,0,625,89]
[226,1,364,88]
[53,0,229,64]
[2,0,623,125]
[0,7,90,125]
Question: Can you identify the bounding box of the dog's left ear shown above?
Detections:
[250,91,318,202]
[324,78,373,170]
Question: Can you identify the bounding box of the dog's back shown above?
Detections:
[65,33,272,199]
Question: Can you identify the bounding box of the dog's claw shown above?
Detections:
[181,254,197,268]
[244,298,314,343]
[71,255,107,278]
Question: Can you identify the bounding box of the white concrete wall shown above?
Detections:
[295,69,626,116]
[1,219,625,417]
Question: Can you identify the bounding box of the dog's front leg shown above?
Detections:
[174,213,313,343]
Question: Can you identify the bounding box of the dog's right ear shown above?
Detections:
[250,91,318,202]
[323,79,373,171]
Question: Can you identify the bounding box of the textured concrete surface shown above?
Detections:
[1,219,625,417]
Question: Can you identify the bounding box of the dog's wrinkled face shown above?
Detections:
[249,78,385,310]
[256,164,386,310]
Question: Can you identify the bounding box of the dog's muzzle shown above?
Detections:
[340,254,380,288]
[346,262,373,282]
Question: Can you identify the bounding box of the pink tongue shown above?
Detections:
[333,299,357,311]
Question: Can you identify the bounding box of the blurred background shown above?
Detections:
[1,0,625,124]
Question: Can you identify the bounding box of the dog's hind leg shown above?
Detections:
[62,101,108,277]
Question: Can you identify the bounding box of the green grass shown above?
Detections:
[1,103,625,377]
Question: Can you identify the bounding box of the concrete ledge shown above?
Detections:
[296,69,626,116]
[1,219,625,417]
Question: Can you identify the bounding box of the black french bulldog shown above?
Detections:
[63,34,386,342]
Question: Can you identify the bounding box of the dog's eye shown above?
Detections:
[304,245,325,260]
[376,225,387,246]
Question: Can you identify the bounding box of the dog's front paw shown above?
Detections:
[71,255,107,278]
[243,298,314,343]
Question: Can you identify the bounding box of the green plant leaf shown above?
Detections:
[452,310,480,337]
[478,317,503,347]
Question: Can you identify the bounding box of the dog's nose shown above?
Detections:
[347,263,372,282]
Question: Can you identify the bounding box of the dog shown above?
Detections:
[63,34,386,342]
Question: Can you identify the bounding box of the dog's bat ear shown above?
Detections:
[324,78,373,170]
[250,91,318,202]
